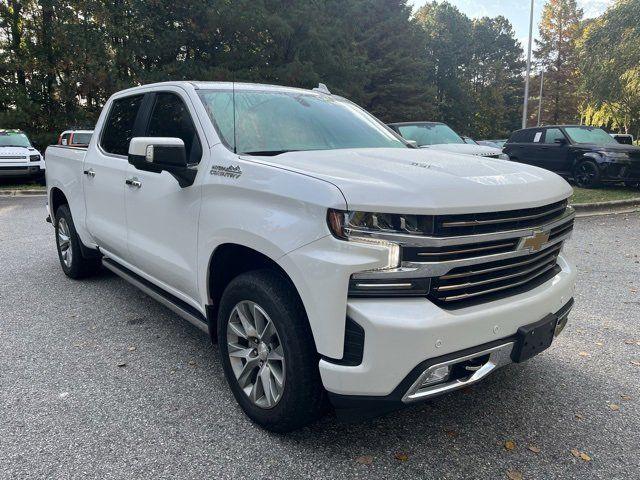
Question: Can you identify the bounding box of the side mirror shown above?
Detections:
[406,140,418,148]
[128,137,196,188]
[554,138,567,145]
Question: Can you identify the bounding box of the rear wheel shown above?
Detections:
[574,160,601,188]
[55,204,102,278]
[217,270,326,432]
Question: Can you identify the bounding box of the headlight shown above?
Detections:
[498,153,510,160]
[327,209,434,238]
[30,154,41,162]
[603,151,629,160]
[327,209,431,297]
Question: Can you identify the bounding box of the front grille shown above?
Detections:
[403,238,519,262]
[430,244,563,306]
[433,200,568,237]
[0,156,27,161]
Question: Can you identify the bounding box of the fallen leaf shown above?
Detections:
[595,342,603,346]
[355,455,373,465]
[504,440,516,451]
[188,360,196,366]
[578,352,589,357]
[609,404,620,411]
[527,446,541,454]
[395,452,409,461]
[620,394,632,401]
[575,413,584,420]
[631,360,640,366]
[170,369,176,375]
[506,469,523,480]
[571,449,592,462]
[624,340,636,345]
[116,361,127,367]
[128,346,137,351]
[444,429,459,438]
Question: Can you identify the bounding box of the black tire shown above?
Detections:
[573,160,601,188]
[217,269,327,432]
[624,181,640,189]
[54,204,102,279]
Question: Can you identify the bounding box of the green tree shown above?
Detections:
[579,0,640,138]
[534,0,583,125]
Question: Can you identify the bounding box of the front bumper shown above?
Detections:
[320,254,576,399]
[329,296,574,421]
[601,161,640,182]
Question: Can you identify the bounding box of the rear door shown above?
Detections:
[540,127,570,173]
[84,94,144,259]
[123,89,205,303]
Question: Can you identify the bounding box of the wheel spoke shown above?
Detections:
[228,320,248,340]
[259,365,276,407]
[267,344,284,362]
[236,356,259,388]
[236,303,258,338]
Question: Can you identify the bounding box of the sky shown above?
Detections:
[408,0,615,46]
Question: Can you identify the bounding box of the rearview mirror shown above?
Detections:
[128,137,196,188]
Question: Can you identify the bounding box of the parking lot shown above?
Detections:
[1,195,638,479]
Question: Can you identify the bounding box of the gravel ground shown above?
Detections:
[1,196,638,480]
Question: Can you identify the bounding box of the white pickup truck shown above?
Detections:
[45,81,577,432]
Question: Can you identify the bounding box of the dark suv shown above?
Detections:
[504,125,640,188]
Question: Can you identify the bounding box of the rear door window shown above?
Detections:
[101,95,144,156]
[145,93,202,163]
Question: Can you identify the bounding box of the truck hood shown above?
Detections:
[420,143,504,157]
[243,148,572,214]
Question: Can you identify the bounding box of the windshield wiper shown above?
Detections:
[241,150,298,156]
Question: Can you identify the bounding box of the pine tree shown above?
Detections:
[534,0,584,125]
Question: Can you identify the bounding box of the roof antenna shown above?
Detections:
[232,73,237,154]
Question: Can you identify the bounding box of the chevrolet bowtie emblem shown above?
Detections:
[519,229,550,252]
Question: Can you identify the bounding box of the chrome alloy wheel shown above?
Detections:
[57,217,73,268]
[226,301,286,409]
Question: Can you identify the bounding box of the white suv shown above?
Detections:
[45,82,576,431]
[0,130,45,179]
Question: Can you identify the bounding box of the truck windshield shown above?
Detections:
[395,123,465,146]
[198,89,406,155]
[0,132,32,148]
[564,127,618,145]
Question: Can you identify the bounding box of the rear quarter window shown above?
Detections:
[100,95,144,156]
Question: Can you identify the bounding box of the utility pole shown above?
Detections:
[537,68,544,126]
[522,0,535,129]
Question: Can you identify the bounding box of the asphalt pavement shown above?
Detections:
[1,196,638,479]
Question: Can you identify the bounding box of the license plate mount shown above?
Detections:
[511,314,558,363]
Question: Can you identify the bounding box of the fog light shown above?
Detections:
[420,365,450,387]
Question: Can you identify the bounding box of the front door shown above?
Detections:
[84,94,144,259]
[540,128,571,174]
[124,89,205,304]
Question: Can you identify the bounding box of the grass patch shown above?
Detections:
[0,180,45,190]
[571,185,640,204]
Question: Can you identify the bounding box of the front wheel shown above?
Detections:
[573,160,601,188]
[624,181,640,189]
[217,270,326,432]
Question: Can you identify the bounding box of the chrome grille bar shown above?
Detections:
[441,203,568,228]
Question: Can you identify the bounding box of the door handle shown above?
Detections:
[125,178,142,188]
[83,169,96,178]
